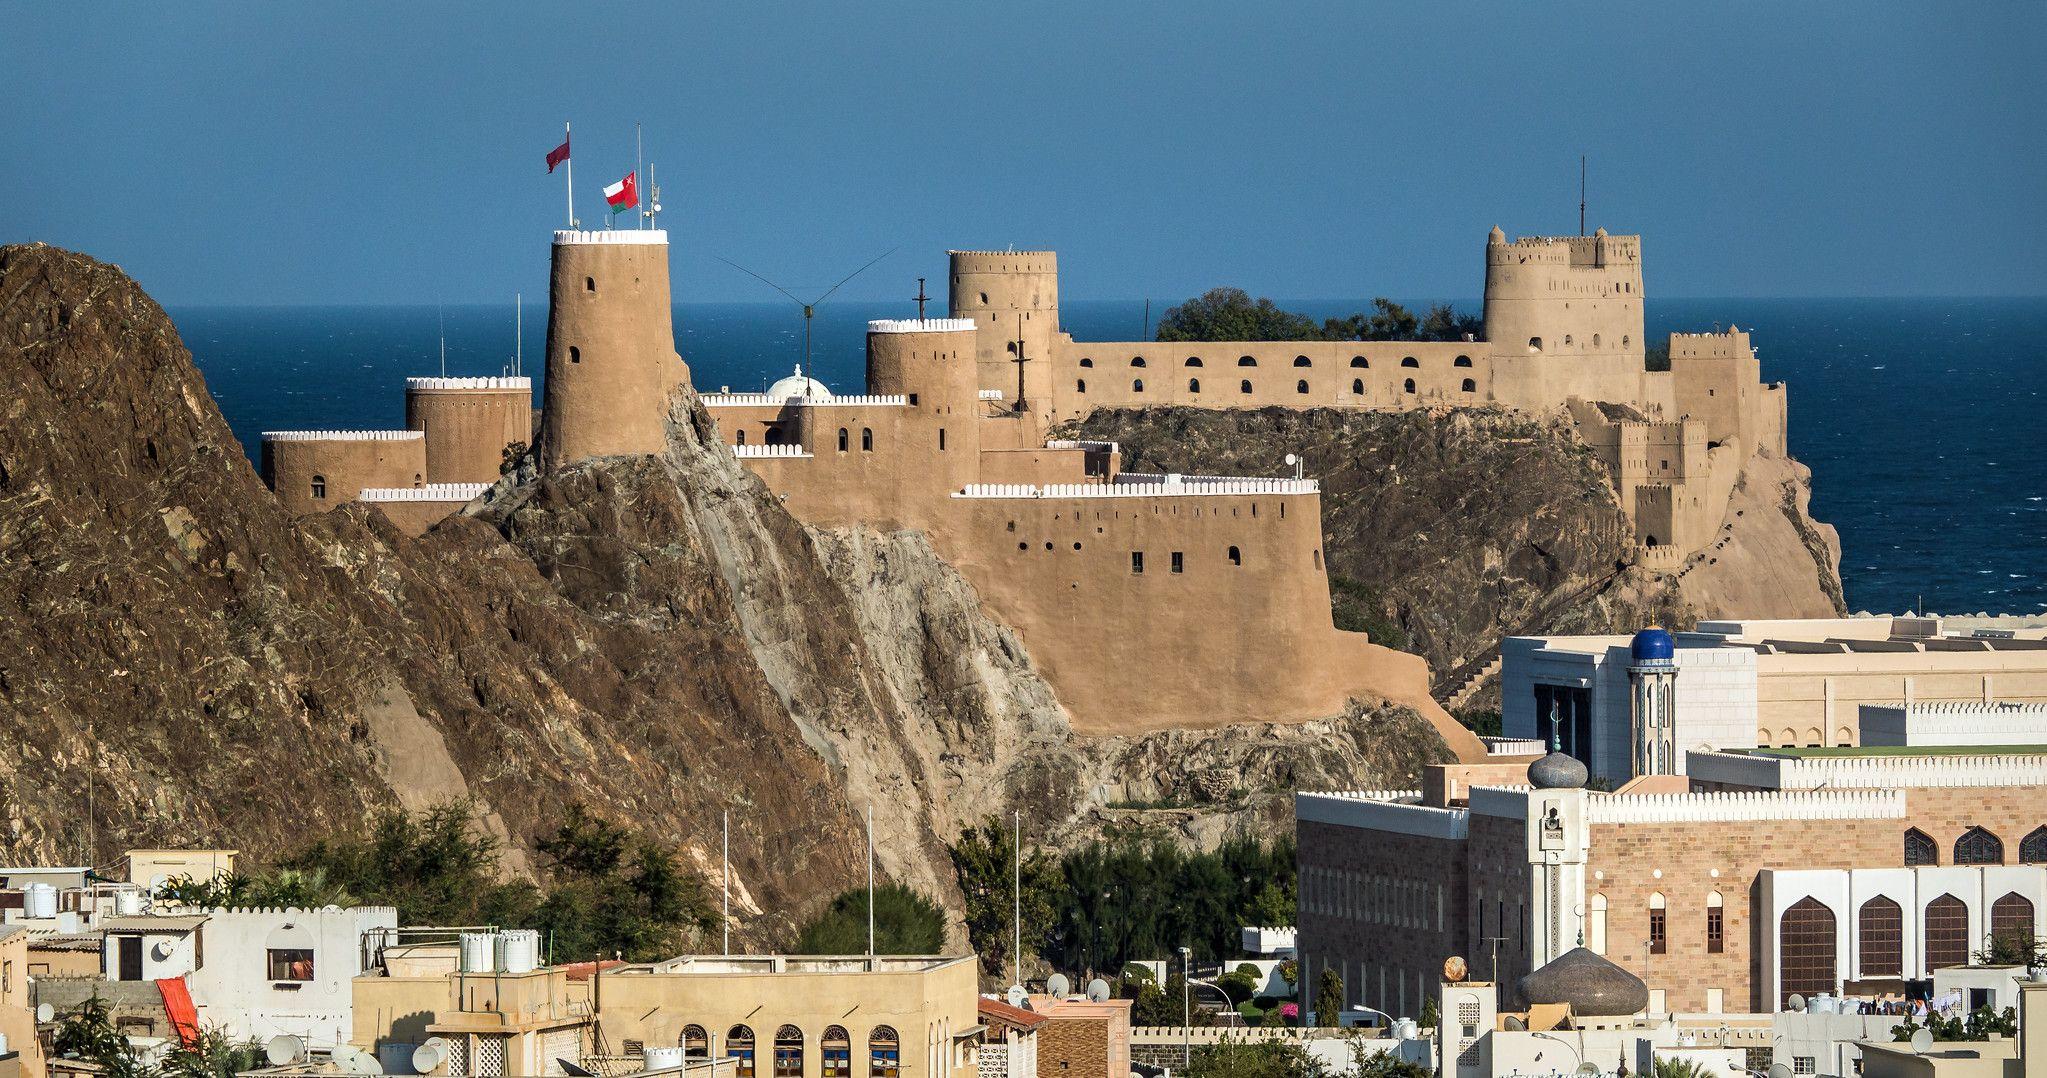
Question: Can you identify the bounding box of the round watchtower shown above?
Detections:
[405,376,534,484]
[866,318,981,492]
[947,251,1059,410]
[260,430,427,515]
[537,230,687,471]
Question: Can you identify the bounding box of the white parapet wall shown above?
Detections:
[1688,747,2047,791]
[956,476,1318,500]
[867,318,977,334]
[403,376,532,391]
[703,393,909,407]
[1583,788,1905,824]
[260,430,424,442]
[1044,439,1119,454]
[732,444,812,459]
[553,229,667,246]
[1295,790,1468,840]
[357,483,493,503]
[1858,701,2047,747]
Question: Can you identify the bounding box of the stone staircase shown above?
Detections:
[1434,653,1503,712]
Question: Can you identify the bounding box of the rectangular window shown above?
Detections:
[938,428,947,450]
[1131,552,1144,574]
[1171,551,1184,573]
[266,948,314,981]
[1707,906,1724,953]
[1649,907,1667,955]
[1794,1057,1815,1075]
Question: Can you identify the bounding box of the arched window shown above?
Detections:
[821,1027,850,1078]
[1293,355,1312,367]
[1992,892,2035,954]
[1461,378,1476,393]
[1132,378,1145,393]
[773,1026,803,1078]
[310,475,327,499]
[1185,356,1204,367]
[728,1026,756,1078]
[682,1026,709,1060]
[1858,896,1902,977]
[1648,892,1667,955]
[584,276,595,293]
[1925,894,1969,971]
[1956,827,2003,865]
[1564,335,1574,345]
[2020,827,2047,864]
[1296,379,1310,394]
[1227,546,1241,566]
[1454,355,1473,368]
[868,1026,899,1078]
[1593,334,1601,348]
[1240,380,1253,394]
[1351,379,1364,395]
[837,428,849,452]
[1079,357,1093,368]
[861,428,873,451]
[569,346,581,364]
[766,427,784,446]
[736,430,747,445]
[413,472,423,488]
[1402,378,1416,393]
[1588,893,1608,954]
[1779,897,1837,1008]
[1400,356,1419,369]
[1706,891,1725,954]
[1188,378,1201,393]
[1350,356,1368,368]
[1238,355,1257,367]
[1131,356,1146,368]
[1528,337,1543,353]
[1077,379,1087,393]
[1623,336,1631,347]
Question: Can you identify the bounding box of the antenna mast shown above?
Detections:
[635,122,645,230]
[1579,154,1587,237]
[438,304,447,377]
[914,277,930,321]
[515,293,522,377]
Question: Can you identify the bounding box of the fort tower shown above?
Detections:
[947,251,1060,414]
[537,230,686,471]
[1482,227,1647,409]
[866,318,982,496]
[404,376,534,484]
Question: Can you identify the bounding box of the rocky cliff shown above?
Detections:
[1064,406,1845,695]
[0,243,1443,942]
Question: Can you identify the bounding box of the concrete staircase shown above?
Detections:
[1435,653,1503,712]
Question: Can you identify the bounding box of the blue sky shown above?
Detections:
[5,2,2042,305]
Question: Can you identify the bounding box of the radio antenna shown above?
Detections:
[1579,154,1587,237]
[715,248,899,372]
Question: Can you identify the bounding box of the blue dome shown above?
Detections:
[1631,627,1675,661]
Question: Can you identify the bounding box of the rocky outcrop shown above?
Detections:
[0,243,1447,944]
[1064,406,1843,691]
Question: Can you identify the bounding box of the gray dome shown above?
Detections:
[1517,947,1648,1017]
[1528,750,1588,790]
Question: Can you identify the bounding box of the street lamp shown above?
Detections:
[1187,977,1241,1027]
[1180,945,1193,1068]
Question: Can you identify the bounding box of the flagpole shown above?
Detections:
[563,121,575,229]
[636,122,645,230]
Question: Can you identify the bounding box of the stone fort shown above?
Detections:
[257,224,1788,752]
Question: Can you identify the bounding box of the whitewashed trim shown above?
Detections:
[978,389,1006,401]
[801,395,909,407]
[867,318,977,334]
[358,483,491,503]
[1688,749,2047,791]
[955,477,1317,500]
[732,444,811,459]
[1044,439,1119,453]
[1586,788,1904,824]
[553,229,667,245]
[702,393,907,408]
[261,430,423,442]
[1468,785,1532,819]
[405,377,532,391]
[1483,737,1546,756]
[1295,791,1467,840]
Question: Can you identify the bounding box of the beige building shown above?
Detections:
[1855,980,2043,1078]
[0,928,43,1078]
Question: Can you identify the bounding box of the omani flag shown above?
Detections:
[604,172,638,215]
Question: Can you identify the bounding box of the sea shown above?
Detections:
[169,297,2047,617]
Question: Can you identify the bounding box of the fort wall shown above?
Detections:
[404,377,533,484]
[537,230,685,470]
[260,430,427,514]
[357,482,492,537]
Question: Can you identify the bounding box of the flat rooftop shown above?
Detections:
[628,954,974,975]
[1734,744,2047,759]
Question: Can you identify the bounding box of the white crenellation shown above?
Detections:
[1583,788,1904,824]
[404,377,532,391]
[732,444,812,459]
[357,484,492,503]
[1482,737,1546,756]
[1687,748,2047,791]
[978,389,1006,401]
[260,430,423,442]
[867,318,977,334]
[1044,439,1119,453]
[552,229,667,246]
[954,477,1318,499]
[702,393,909,408]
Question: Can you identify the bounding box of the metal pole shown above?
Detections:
[636,123,644,230]
[722,810,730,955]
[564,122,574,229]
[515,293,522,377]
[1012,811,1022,989]
[866,804,875,957]
[1180,946,1192,1067]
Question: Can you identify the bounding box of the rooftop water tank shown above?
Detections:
[23,883,57,919]
[498,929,540,974]
[459,932,499,973]
[644,1047,686,1071]
[114,888,146,916]
[377,1043,417,1076]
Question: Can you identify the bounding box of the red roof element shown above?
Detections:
[559,959,629,981]
[157,977,200,1048]
[978,997,1048,1030]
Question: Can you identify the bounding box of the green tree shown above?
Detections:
[279,801,540,926]
[159,1028,264,1078]
[532,804,716,962]
[1312,969,1344,1028]
[950,816,1061,977]
[1157,289,1322,342]
[793,883,947,955]
[1126,978,1177,1026]
[1184,1035,1326,1078]
[52,995,147,1078]
[1650,1058,1709,1078]
[1348,1039,1429,1078]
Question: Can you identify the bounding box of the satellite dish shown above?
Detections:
[1769,1063,1793,1078]
[1087,978,1111,1003]
[1786,994,1806,1012]
[265,1035,305,1066]
[1284,454,1298,466]
[413,1038,449,1074]
[332,1047,383,1075]
[1006,985,1027,1008]
[35,1004,53,1024]
[1575,1064,1601,1077]
[151,940,175,961]
[1047,973,1071,998]
[1910,1028,1934,1054]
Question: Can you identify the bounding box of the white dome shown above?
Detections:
[765,364,833,402]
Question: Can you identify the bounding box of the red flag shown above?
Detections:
[546,135,571,174]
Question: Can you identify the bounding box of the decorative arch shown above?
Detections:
[1779,897,1837,1008]
[1293,355,1312,368]
[868,1026,900,1078]
[1402,378,1416,393]
[1400,356,1419,368]
[1079,357,1093,368]
[1461,378,1477,393]
[773,1025,804,1078]
[1991,892,2035,952]
[1857,895,1903,977]
[861,428,873,451]
[1076,379,1087,393]
[1185,356,1203,367]
[837,428,849,453]
[1131,356,1146,368]
[736,430,747,445]
[1240,379,1253,394]
[1528,337,1543,353]
[728,1026,757,1078]
[1296,379,1310,394]
[310,475,327,499]
[1351,378,1364,395]
[1955,826,2003,865]
[1925,893,1969,971]
[1648,891,1667,954]
[1227,546,1242,566]
[1238,355,1258,367]
[2020,826,2047,864]
[1132,378,1145,393]
[822,1027,850,1078]
[1707,890,1725,954]
[1350,355,1368,368]
[1188,378,1201,393]
[682,1026,709,1060]
[1588,892,1608,954]
[1454,355,1473,367]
